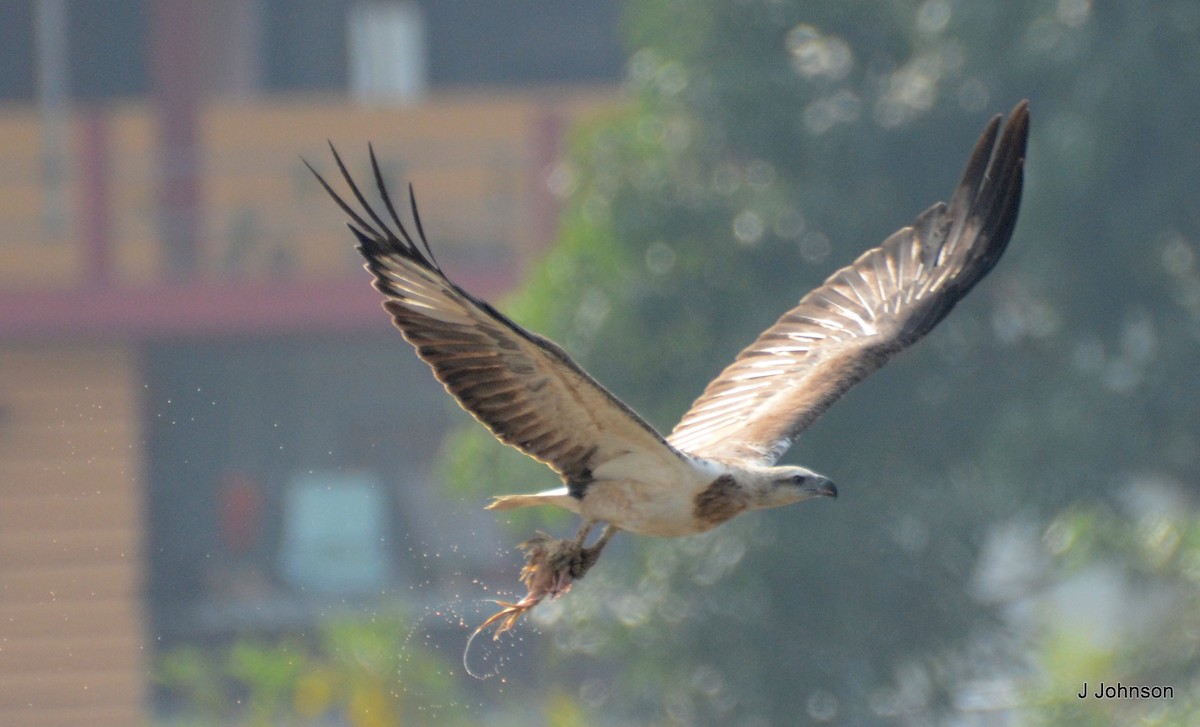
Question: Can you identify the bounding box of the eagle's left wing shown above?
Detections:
[308,146,686,489]
[668,101,1029,465]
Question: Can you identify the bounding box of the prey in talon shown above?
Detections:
[474,525,616,639]
[307,101,1029,636]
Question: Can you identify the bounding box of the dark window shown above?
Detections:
[262,0,350,92]
[424,0,623,87]
[69,0,148,99]
[260,0,622,92]
[0,1,35,101]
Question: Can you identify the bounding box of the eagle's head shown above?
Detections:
[742,464,838,509]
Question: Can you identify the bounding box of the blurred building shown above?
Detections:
[0,1,621,723]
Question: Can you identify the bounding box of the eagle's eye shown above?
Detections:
[791,474,806,485]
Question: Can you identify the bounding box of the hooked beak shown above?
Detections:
[808,477,838,499]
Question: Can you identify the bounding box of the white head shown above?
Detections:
[742,464,838,510]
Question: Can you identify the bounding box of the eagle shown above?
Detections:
[307,101,1029,637]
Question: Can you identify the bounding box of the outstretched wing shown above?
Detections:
[308,145,684,488]
[668,101,1030,465]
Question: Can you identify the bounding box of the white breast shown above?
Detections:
[579,454,728,537]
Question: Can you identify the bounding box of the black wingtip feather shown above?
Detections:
[367,143,411,245]
[330,144,397,245]
[977,100,1029,262]
[305,153,375,236]
[306,142,444,279]
[954,113,1003,207]
[407,184,441,272]
[898,101,1030,343]
[308,143,550,340]
[954,100,1030,285]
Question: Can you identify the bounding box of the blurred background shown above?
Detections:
[1,0,1198,725]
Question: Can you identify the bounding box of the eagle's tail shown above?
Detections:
[486,487,578,513]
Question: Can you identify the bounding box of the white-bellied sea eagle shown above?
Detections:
[307,101,1029,637]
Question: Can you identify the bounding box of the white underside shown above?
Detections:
[489,453,728,538]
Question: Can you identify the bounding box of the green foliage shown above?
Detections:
[1020,496,1200,725]
[154,647,228,722]
[153,614,470,726]
[225,639,307,725]
[439,0,1200,723]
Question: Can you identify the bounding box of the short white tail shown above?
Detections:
[486,494,542,511]
[485,487,578,513]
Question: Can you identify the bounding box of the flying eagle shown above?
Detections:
[308,101,1029,637]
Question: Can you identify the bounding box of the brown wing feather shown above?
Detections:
[668,101,1030,465]
[307,145,682,487]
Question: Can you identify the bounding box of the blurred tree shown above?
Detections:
[441,0,1200,723]
[1014,486,1200,726]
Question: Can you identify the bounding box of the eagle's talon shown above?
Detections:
[473,525,618,639]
